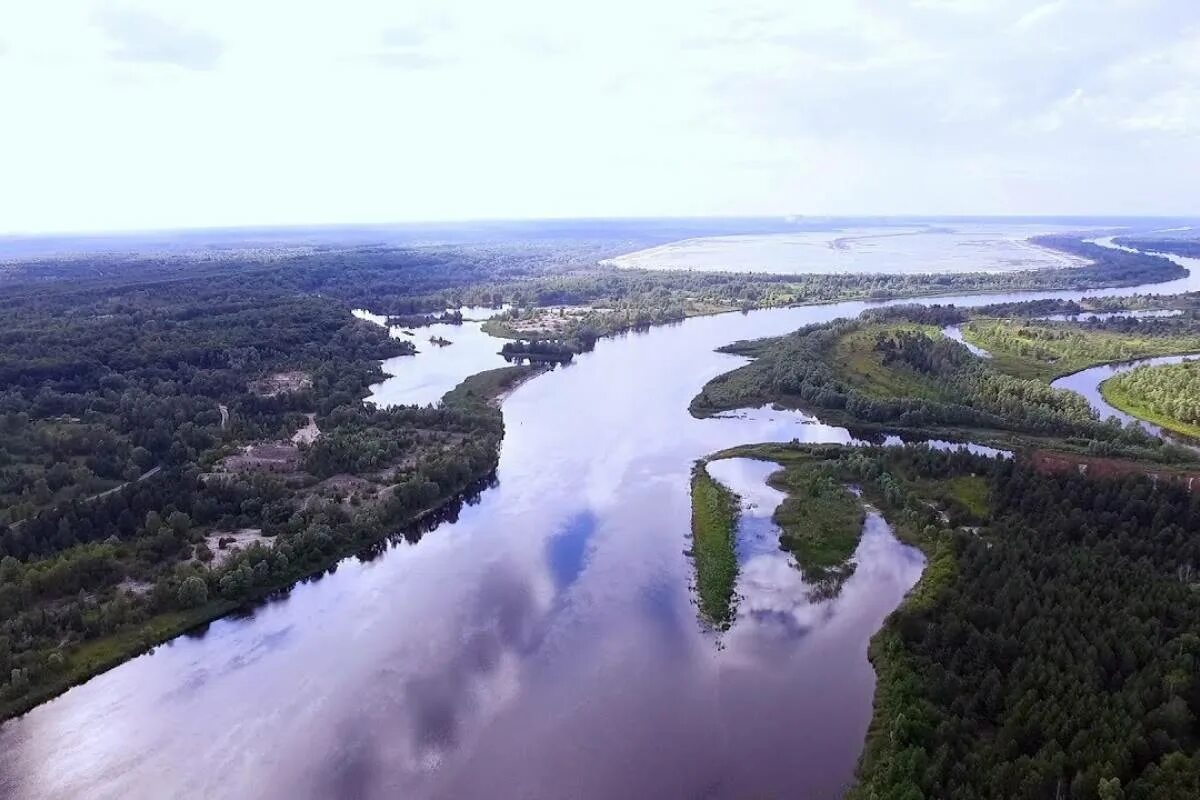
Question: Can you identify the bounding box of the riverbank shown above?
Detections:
[1100,375,1200,440]
[0,471,496,721]
[0,366,543,723]
[709,446,865,585]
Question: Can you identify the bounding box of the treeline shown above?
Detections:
[1106,361,1200,427]
[851,452,1200,800]
[1030,236,1187,286]
[690,317,1172,457]
[302,402,501,479]
[1117,238,1200,259]
[869,296,1200,328]
[500,340,576,363]
[0,383,507,718]
[455,235,1187,314]
[387,309,464,328]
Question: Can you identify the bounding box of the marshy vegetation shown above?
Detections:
[688,462,740,629]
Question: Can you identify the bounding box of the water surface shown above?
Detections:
[354,307,510,407]
[1051,355,1200,439]
[1,240,1197,799]
[609,223,1093,275]
[702,458,923,799]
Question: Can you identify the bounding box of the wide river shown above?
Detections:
[2,241,1199,799]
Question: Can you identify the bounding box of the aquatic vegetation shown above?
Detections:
[689,462,740,629]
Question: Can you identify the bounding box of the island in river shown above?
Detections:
[684,261,1200,797]
[2,219,1200,799]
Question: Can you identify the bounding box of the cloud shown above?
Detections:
[3,0,1199,231]
[380,26,433,49]
[368,24,451,70]
[94,7,224,71]
[371,50,448,70]
[1012,0,1066,29]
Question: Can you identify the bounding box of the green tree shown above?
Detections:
[177,576,208,608]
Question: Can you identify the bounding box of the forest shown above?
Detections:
[841,446,1200,800]
[689,279,1200,798]
[0,244,535,719]
[1103,361,1200,438]
[690,319,1185,463]
[691,439,1200,799]
[5,226,1200,793]
[1117,238,1200,259]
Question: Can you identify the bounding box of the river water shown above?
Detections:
[2,243,1198,799]
[1051,355,1200,440]
[354,307,511,407]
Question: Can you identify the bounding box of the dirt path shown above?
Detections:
[291,413,321,445]
[91,465,163,501]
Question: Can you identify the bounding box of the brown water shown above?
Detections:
[2,241,1198,799]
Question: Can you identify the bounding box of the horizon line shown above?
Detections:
[2,212,1199,241]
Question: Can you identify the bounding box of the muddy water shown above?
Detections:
[1,242,1197,799]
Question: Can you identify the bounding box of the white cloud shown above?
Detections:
[1012,0,1066,30]
[94,6,224,70]
[0,0,1196,233]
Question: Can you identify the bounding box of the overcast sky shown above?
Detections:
[1,0,1197,233]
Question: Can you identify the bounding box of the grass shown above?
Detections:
[1100,378,1200,439]
[768,465,865,582]
[689,461,740,629]
[440,364,546,407]
[830,324,953,402]
[961,319,1200,381]
[938,474,991,519]
[707,444,865,585]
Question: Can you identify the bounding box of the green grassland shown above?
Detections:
[689,462,741,629]
[708,446,866,586]
[830,324,956,402]
[961,319,1200,380]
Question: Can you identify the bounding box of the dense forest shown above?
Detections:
[689,281,1200,798]
[0,243,540,719]
[694,441,1200,799]
[841,446,1200,800]
[1117,238,1200,259]
[1103,361,1200,437]
[690,316,1189,462]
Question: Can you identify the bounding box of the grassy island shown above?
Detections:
[689,462,740,629]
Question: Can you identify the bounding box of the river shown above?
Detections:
[1051,355,1200,441]
[1,240,1198,799]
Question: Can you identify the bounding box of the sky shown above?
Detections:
[1,0,1197,233]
